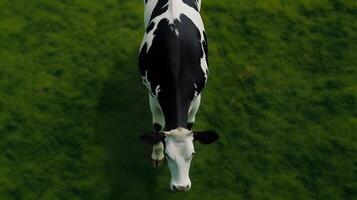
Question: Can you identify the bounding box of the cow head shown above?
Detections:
[140,127,219,192]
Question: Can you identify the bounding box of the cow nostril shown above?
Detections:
[173,185,189,192]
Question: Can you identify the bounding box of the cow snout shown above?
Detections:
[172,185,190,192]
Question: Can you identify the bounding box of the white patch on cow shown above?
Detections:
[142,70,150,88]
[188,93,201,124]
[142,70,161,98]
[163,127,194,191]
[198,0,202,11]
[140,21,159,53]
[144,0,158,28]
[200,50,208,81]
[155,85,161,96]
[151,141,164,161]
[193,83,198,102]
[149,94,165,128]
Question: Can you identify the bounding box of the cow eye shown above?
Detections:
[186,152,195,161]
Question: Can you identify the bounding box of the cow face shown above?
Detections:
[164,128,195,192]
[140,128,219,192]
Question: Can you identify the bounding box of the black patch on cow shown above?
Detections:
[187,123,194,130]
[146,21,155,33]
[140,131,164,144]
[154,123,162,132]
[150,0,169,22]
[194,130,219,144]
[183,0,199,11]
[139,14,207,131]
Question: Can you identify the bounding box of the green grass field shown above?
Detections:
[0,0,356,199]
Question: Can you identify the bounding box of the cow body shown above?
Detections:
[139,0,218,191]
[139,0,208,131]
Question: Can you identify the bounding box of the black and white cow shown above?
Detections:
[139,0,219,192]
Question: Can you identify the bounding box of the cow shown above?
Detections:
[138,0,219,192]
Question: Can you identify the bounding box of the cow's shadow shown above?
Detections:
[95,58,166,200]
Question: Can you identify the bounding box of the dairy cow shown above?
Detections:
[138,0,219,192]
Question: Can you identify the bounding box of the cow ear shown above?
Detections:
[140,131,164,144]
[193,130,219,144]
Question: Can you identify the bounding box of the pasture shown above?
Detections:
[0,0,356,199]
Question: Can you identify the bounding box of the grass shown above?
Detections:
[0,0,356,199]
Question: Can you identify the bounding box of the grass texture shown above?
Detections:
[0,0,356,199]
